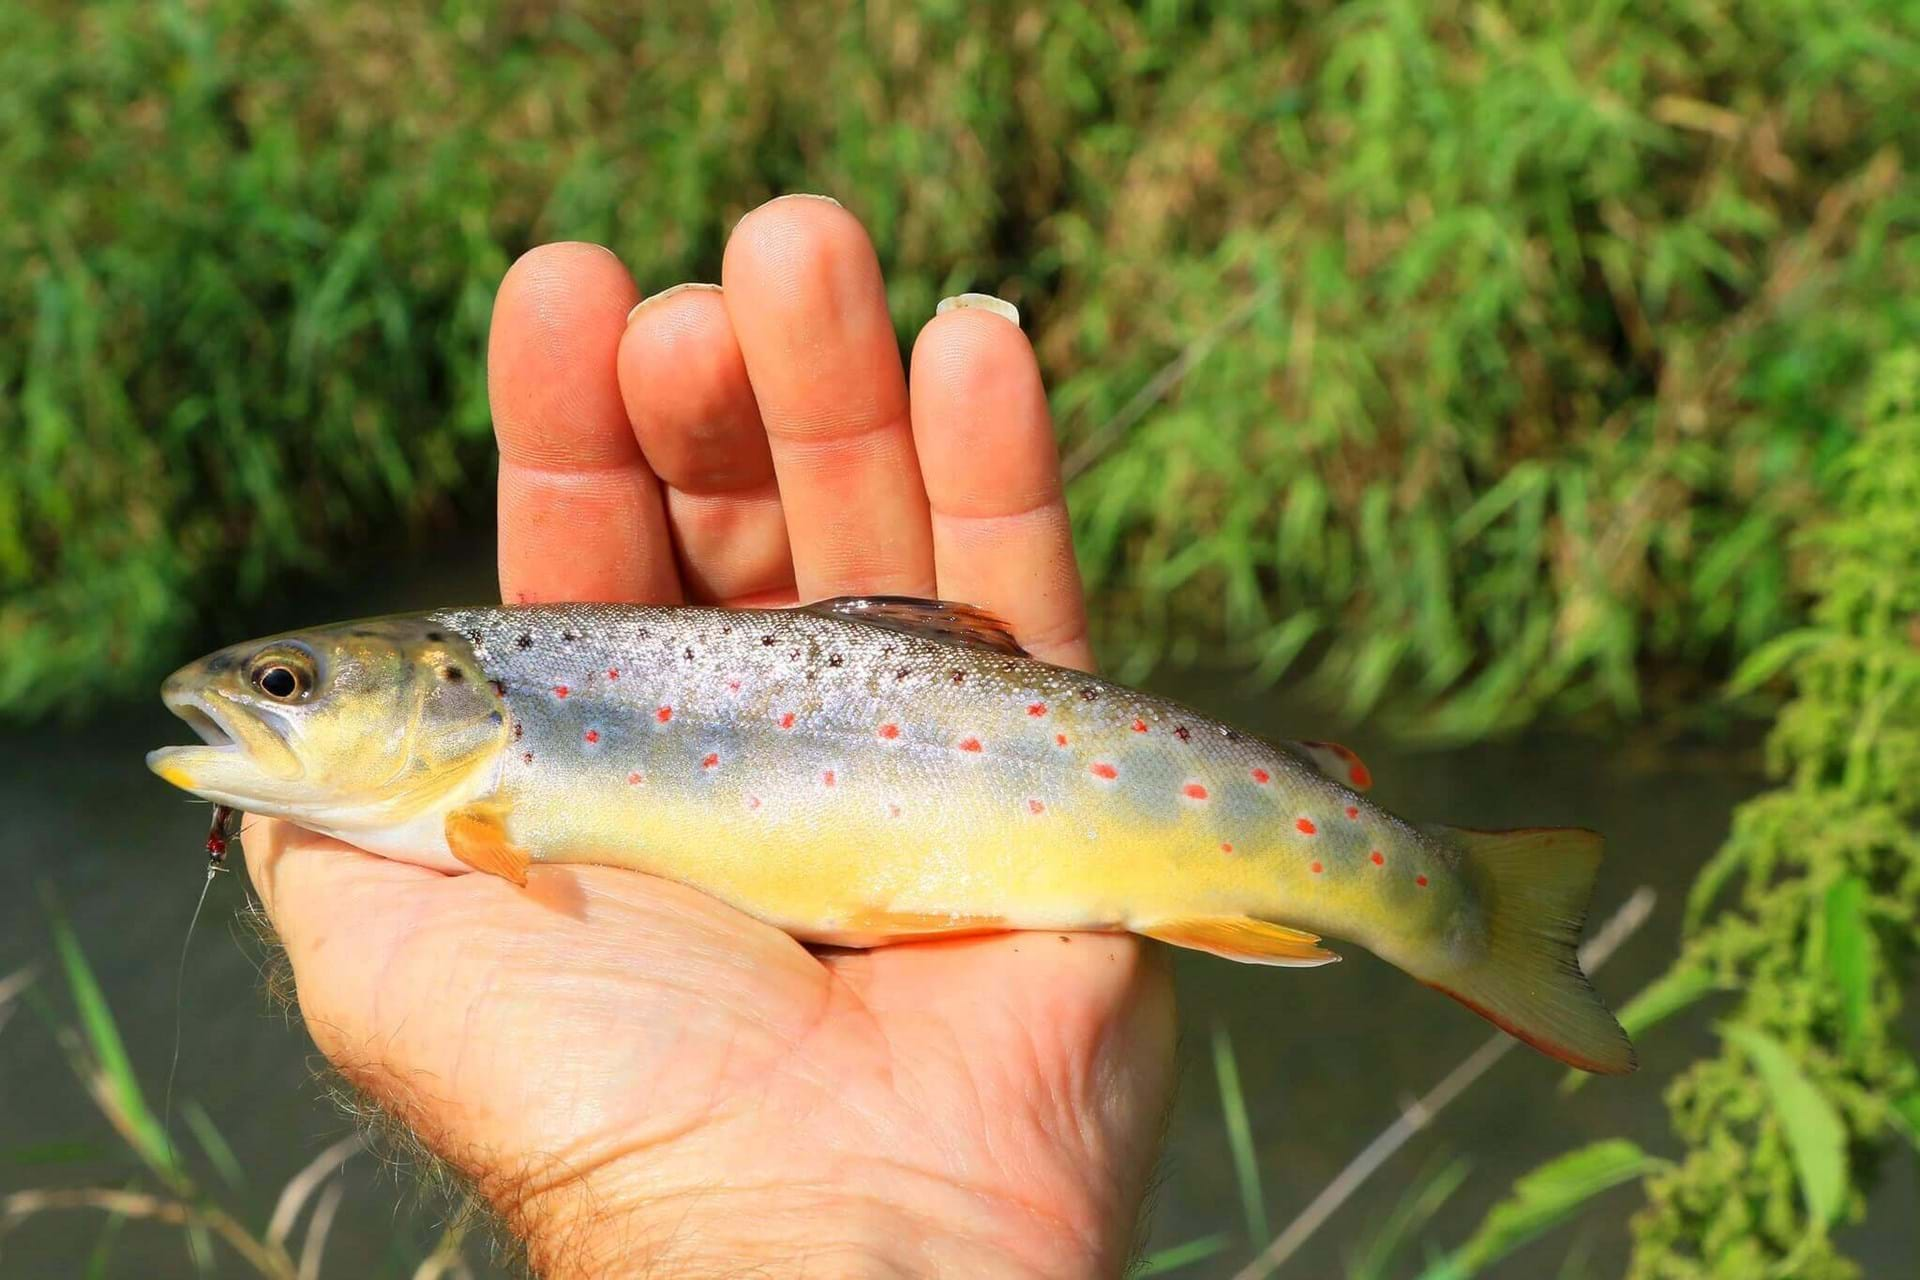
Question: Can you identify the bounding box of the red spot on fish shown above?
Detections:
[959,736,983,753]
[1028,703,1047,716]
[1251,768,1271,785]
[655,705,672,723]
[726,679,741,693]
[1132,719,1149,733]
[1090,761,1118,780]
[584,730,599,744]
[1416,874,1429,887]
[746,794,762,811]
[554,685,569,699]
[1055,733,1069,747]
[778,712,795,730]
[1222,841,1238,854]
[887,802,902,819]
[1346,806,1360,820]
[1296,817,1318,835]
[821,769,836,787]
[878,723,900,740]
[626,770,642,784]
[1370,850,1384,865]
[607,669,619,681]
[1028,799,1045,814]
[1311,861,1324,874]
[1183,782,1209,801]
[1350,763,1372,787]
[522,751,534,764]
[702,753,719,770]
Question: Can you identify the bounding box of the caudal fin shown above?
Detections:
[1424,826,1637,1075]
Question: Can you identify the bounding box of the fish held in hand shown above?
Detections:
[147,597,1636,1074]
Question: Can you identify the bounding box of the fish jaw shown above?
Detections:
[148,680,303,812]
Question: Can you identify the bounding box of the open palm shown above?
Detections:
[246,196,1176,1278]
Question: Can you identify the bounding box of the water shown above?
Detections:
[2,560,1910,1277]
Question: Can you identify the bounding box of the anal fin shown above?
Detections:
[1140,917,1340,967]
[445,804,531,887]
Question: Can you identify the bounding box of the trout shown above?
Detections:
[148,597,1635,1074]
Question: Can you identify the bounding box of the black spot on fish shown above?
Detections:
[881,645,894,657]
[896,668,910,681]
[488,711,504,726]
[762,635,776,646]
[1174,725,1192,742]
[561,630,577,643]
[790,649,803,661]
[683,646,695,661]
[828,654,843,667]
[951,670,966,684]
[490,679,506,697]
[517,634,533,650]
[1080,687,1099,700]
[513,723,524,740]
[426,631,445,642]
[522,751,534,764]
[721,626,732,636]
[441,666,464,682]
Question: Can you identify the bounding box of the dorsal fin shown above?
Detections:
[1280,739,1374,791]
[802,596,1030,657]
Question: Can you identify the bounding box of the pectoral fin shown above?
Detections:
[445,804,531,887]
[1140,917,1341,967]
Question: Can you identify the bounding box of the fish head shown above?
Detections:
[148,616,507,828]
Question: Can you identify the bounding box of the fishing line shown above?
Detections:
[162,815,230,1176]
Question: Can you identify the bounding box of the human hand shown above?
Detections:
[244,195,1177,1277]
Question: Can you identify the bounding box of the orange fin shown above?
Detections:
[1282,739,1374,791]
[445,804,530,887]
[802,596,1029,657]
[1140,917,1340,967]
[1420,825,1636,1075]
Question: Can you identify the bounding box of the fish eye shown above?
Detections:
[249,656,313,701]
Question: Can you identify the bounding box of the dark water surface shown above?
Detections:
[2,560,1911,1277]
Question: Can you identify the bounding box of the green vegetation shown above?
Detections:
[1614,352,1920,1277]
[3,0,1916,734]
[3,2,1916,1275]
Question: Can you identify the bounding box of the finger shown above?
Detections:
[909,306,1094,671]
[721,196,937,600]
[490,242,682,606]
[617,283,796,606]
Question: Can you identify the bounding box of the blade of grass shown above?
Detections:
[1412,1140,1659,1280]
[1346,1156,1471,1280]
[1213,1021,1269,1245]
[44,894,178,1184]
[268,1134,360,1249]
[1139,1232,1236,1276]
[183,1101,245,1192]
[1722,1026,1847,1229]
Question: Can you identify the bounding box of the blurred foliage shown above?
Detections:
[1614,351,1920,1277]
[1,0,1916,731]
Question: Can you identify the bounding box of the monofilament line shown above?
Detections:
[163,861,221,1177]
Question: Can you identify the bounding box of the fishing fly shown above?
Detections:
[164,804,235,1172]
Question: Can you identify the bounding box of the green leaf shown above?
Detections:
[1892,1092,1920,1149]
[1212,1022,1269,1246]
[1722,1026,1848,1228]
[1562,964,1720,1093]
[1137,1232,1234,1276]
[1727,628,1827,695]
[1415,1141,1656,1280]
[1821,877,1872,1054]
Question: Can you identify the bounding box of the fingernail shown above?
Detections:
[627,281,721,324]
[735,192,844,233]
[935,292,1021,328]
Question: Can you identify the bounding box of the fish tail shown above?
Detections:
[1422,825,1637,1075]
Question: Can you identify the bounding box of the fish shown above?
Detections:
[147,596,1636,1074]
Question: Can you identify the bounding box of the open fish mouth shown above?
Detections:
[149,684,301,797]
